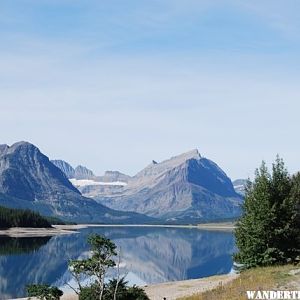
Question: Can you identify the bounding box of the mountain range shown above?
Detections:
[0,142,153,224]
[0,141,244,224]
[51,159,130,183]
[54,149,243,223]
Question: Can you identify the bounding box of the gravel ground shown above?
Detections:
[143,274,239,300]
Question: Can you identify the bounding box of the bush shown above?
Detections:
[26,284,63,300]
[79,283,100,300]
[78,278,150,300]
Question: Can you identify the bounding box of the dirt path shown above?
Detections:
[143,274,239,300]
[284,268,300,290]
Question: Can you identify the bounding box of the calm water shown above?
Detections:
[0,226,235,299]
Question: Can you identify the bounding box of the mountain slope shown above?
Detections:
[233,179,247,196]
[51,160,75,178]
[0,142,153,224]
[95,150,243,223]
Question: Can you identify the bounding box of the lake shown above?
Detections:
[0,226,235,299]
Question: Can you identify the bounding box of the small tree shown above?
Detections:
[69,234,117,300]
[69,234,150,300]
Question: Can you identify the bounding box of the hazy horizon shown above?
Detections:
[1,1,300,179]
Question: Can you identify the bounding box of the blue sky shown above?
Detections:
[1,0,300,179]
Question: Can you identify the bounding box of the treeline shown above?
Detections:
[0,206,52,228]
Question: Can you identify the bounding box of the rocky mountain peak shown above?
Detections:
[134,149,202,181]
[0,141,80,202]
[51,160,75,179]
[11,141,38,151]
[74,165,95,179]
[96,149,242,222]
[158,148,201,168]
[0,144,9,156]
[0,141,152,224]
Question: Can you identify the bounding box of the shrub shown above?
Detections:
[26,284,63,300]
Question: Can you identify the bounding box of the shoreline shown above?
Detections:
[52,222,235,230]
[14,273,239,300]
[0,226,79,237]
[3,223,236,299]
[0,222,235,237]
[55,222,235,230]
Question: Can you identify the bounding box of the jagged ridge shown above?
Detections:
[0,142,154,224]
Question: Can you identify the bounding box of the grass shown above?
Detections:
[178,264,300,300]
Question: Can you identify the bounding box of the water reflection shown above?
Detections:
[0,227,235,299]
[0,236,50,255]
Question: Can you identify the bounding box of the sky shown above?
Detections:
[1,0,300,180]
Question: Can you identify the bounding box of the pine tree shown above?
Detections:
[288,173,300,258]
[234,157,300,268]
[234,161,274,267]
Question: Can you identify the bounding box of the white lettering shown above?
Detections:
[283,291,292,299]
[256,291,263,299]
[246,290,300,299]
[247,291,256,299]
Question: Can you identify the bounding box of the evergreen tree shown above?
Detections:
[235,157,300,268]
[269,156,298,262]
[289,173,300,256]
[0,206,52,228]
[234,161,273,267]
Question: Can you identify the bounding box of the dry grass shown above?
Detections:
[178,265,299,300]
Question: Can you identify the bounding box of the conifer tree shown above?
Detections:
[235,161,274,267]
[235,157,300,268]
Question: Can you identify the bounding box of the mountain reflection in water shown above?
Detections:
[0,226,235,299]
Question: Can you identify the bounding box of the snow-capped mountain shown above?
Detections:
[77,149,243,223]
[0,142,153,224]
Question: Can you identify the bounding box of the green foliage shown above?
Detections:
[125,285,149,300]
[0,205,52,228]
[103,278,128,300]
[289,173,300,255]
[26,284,63,300]
[79,283,100,300]
[70,234,117,297]
[79,278,149,300]
[69,234,149,300]
[234,157,300,268]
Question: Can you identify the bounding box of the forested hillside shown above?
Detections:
[0,206,52,228]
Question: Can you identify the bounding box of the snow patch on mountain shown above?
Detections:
[69,178,127,187]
